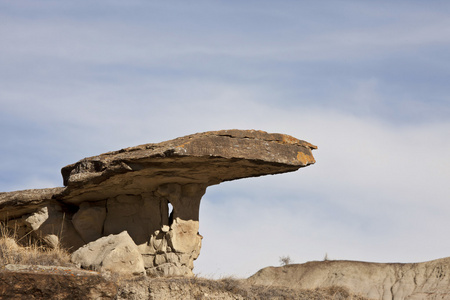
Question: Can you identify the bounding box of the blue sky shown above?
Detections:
[1,1,449,277]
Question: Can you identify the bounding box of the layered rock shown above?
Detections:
[0,265,118,299]
[248,258,450,299]
[0,130,317,276]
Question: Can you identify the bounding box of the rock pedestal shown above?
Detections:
[0,130,316,276]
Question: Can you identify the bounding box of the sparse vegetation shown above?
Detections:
[279,255,293,266]
[1,225,369,299]
[117,276,369,300]
[0,223,72,267]
[203,277,365,299]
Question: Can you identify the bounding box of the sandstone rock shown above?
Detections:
[3,267,355,300]
[71,231,146,276]
[248,258,450,300]
[0,130,317,277]
[103,194,164,247]
[167,219,202,256]
[0,265,118,299]
[22,204,85,250]
[58,129,316,204]
[72,201,106,243]
[0,188,65,220]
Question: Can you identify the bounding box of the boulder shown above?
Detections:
[0,130,317,276]
[71,231,146,276]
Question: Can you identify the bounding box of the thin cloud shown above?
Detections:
[0,0,449,279]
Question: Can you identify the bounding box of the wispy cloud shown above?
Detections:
[0,0,449,278]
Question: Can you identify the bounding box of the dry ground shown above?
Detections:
[0,224,369,299]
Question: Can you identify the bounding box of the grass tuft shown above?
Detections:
[0,223,72,267]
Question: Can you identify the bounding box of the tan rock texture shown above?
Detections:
[23,204,85,251]
[0,130,316,277]
[0,265,367,300]
[58,129,316,204]
[0,264,118,299]
[248,258,450,300]
[71,231,146,276]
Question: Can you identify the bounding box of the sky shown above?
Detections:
[1,0,449,278]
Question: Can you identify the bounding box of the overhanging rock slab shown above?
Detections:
[59,129,316,204]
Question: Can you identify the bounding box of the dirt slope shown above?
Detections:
[0,264,368,299]
[248,258,450,300]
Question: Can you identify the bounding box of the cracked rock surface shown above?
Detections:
[0,129,316,277]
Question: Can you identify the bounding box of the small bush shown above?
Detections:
[279,255,292,266]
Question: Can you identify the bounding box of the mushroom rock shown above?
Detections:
[0,130,317,276]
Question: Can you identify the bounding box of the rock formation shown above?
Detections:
[0,264,118,299]
[71,231,146,276]
[248,258,450,299]
[0,265,367,300]
[0,130,317,276]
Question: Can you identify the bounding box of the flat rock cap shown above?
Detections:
[60,130,316,203]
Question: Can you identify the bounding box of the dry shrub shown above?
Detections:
[279,255,293,266]
[0,223,72,267]
[320,286,350,299]
[317,286,368,300]
[218,276,243,294]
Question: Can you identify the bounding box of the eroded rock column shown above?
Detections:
[69,183,206,276]
[147,183,206,276]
